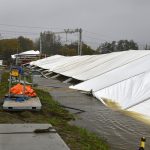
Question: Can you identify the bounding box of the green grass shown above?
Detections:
[0,71,109,150]
[0,71,9,98]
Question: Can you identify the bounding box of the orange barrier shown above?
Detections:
[10,83,36,97]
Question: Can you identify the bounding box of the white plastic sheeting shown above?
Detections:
[59,52,124,79]
[72,50,150,80]
[30,50,150,117]
[38,56,67,69]
[48,55,94,71]
[128,97,150,117]
[70,51,150,91]
[30,55,64,66]
[93,71,150,117]
[69,51,150,117]
[53,55,101,74]
[94,72,150,108]
[31,50,150,82]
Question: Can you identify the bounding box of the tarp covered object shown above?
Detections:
[10,83,36,97]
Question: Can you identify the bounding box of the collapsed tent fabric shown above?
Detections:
[70,51,150,91]
[69,51,150,117]
[30,55,64,67]
[53,55,99,74]
[56,52,123,78]
[46,55,92,71]
[72,50,150,80]
[93,71,150,117]
[30,50,150,117]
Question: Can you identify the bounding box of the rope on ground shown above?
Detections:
[60,105,86,114]
[0,127,56,134]
[38,85,63,88]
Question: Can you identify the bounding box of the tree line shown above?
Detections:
[0,31,149,64]
[0,36,34,64]
[96,40,139,54]
[35,31,97,56]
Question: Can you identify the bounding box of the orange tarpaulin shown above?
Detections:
[10,83,36,97]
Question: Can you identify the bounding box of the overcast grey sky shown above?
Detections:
[0,0,150,48]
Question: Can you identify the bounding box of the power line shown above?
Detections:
[0,23,64,30]
[0,27,100,49]
[0,31,77,42]
[84,40,101,45]
[0,29,39,35]
[38,28,82,55]
[83,35,107,42]
[0,30,98,43]
[83,29,114,40]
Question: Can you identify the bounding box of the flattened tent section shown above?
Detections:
[70,52,150,91]
[30,55,65,67]
[93,71,150,117]
[30,50,150,118]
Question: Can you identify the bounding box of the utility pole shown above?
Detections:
[0,34,2,40]
[75,28,82,55]
[56,29,82,55]
[15,48,18,65]
[40,28,82,56]
[78,38,80,55]
[39,33,42,58]
[16,38,20,65]
[79,28,82,55]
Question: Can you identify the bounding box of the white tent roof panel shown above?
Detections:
[60,52,124,78]
[30,50,150,117]
[70,51,150,92]
[38,56,66,69]
[93,71,150,110]
[52,55,94,73]
[12,50,40,59]
[30,55,64,66]
[59,55,102,76]
[128,99,150,117]
[72,50,150,81]
[46,56,87,71]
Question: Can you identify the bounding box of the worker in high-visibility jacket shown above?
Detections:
[139,137,146,150]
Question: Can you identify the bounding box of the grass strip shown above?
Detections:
[0,71,109,150]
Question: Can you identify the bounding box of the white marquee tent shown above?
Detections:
[30,50,150,117]
[12,50,40,59]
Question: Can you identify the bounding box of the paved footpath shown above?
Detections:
[0,124,70,150]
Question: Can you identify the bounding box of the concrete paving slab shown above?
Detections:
[3,97,42,111]
[0,124,70,150]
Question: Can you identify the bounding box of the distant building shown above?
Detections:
[11,50,41,64]
[0,60,3,66]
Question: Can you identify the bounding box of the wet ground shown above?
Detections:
[33,75,150,150]
[0,69,3,82]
